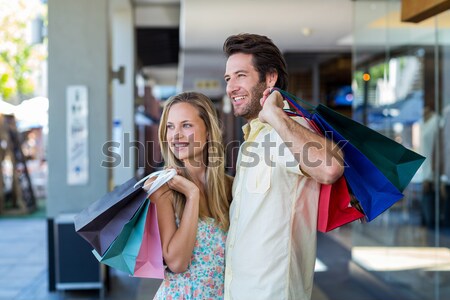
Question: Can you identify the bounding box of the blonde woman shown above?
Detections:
[145,91,232,299]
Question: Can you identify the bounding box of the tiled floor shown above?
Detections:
[324,217,450,300]
[2,215,449,300]
[0,219,49,300]
[0,217,359,300]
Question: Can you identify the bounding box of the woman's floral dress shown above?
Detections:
[153,217,227,300]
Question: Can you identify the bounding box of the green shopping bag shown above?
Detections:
[93,199,150,274]
[273,87,425,222]
[315,104,425,192]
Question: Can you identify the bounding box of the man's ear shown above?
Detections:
[266,70,278,87]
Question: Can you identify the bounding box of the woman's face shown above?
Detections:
[166,102,208,165]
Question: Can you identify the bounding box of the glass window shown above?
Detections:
[340,1,450,299]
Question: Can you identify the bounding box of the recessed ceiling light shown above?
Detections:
[302,27,312,37]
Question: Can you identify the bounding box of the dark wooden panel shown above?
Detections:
[402,0,450,23]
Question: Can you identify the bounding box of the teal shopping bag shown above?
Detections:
[93,199,150,275]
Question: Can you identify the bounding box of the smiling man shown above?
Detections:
[222,33,344,300]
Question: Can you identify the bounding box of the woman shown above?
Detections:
[144,91,232,299]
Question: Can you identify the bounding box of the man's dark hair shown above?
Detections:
[223,33,288,90]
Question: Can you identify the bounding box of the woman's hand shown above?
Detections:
[143,169,199,201]
[143,175,170,201]
[167,174,200,201]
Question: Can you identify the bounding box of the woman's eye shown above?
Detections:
[183,124,192,128]
[166,124,174,129]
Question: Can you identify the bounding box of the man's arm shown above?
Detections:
[259,89,344,184]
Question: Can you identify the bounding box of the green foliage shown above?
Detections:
[369,62,388,84]
[0,0,47,102]
[0,73,13,99]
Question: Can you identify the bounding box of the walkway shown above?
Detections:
[3,215,443,300]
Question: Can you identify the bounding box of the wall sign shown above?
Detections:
[66,86,89,185]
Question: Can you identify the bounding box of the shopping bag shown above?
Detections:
[133,202,164,278]
[74,177,149,256]
[75,169,176,256]
[89,169,175,278]
[74,169,176,255]
[315,104,425,192]
[273,88,423,222]
[317,175,365,232]
[276,98,367,228]
[93,199,150,274]
[285,108,365,230]
[312,113,405,221]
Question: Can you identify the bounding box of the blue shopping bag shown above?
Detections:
[312,114,405,221]
[272,88,416,222]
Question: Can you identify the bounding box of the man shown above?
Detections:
[223,33,344,300]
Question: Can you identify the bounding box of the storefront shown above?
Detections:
[331,1,450,299]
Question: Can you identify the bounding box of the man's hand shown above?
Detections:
[258,88,284,124]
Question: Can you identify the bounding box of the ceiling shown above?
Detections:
[134,0,354,53]
[126,1,450,97]
[133,0,356,92]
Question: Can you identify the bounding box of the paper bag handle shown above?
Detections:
[134,169,177,196]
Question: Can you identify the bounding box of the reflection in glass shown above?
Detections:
[348,1,450,299]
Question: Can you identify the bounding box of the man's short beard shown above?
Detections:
[237,81,267,120]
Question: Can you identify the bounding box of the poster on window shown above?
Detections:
[66,85,89,185]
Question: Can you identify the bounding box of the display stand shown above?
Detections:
[0,113,36,215]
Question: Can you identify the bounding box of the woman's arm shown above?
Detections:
[145,175,199,273]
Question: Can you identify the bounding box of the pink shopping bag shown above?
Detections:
[133,202,165,278]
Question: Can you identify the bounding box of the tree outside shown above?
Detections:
[0,0,47,103]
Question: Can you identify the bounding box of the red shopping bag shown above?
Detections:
[317,176,364,232]
[133,202,165,278]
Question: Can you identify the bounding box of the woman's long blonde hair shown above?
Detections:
[159,91,231,230]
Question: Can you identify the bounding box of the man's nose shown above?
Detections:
[226,79,238,95]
